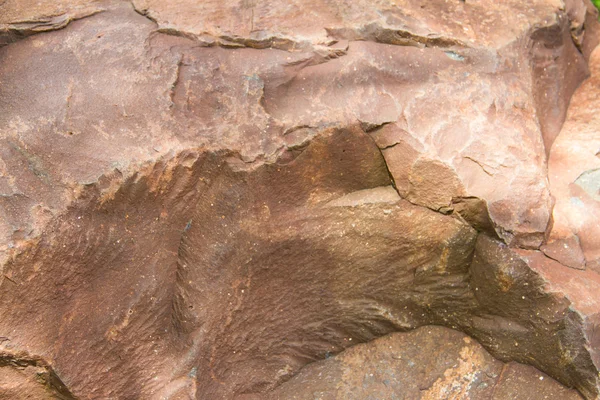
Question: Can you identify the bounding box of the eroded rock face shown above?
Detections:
[1,0,600,399]
[260,326,584,400]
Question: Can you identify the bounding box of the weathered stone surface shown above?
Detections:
[260,326,583,400]
[129,0,598,248]
[518,39,600,400]
[468,235,600,398]
[546,42,600,272]
[1,0,600,399]
[0,0,103,47]
[0,350,75,400]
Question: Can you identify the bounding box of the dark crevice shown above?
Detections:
[489,362,509,399]
[462,156,494,177]
[359,120,392,133]
[169,55,184,108]
[0,351,77,399]
[377,142,400,151]
[130,1,158,25]
[0,9,104,48]
[130,2,468,55]
[540,248,586,270]
[361,126,400,195]
[326,24,470,49]
[364,129,507,244]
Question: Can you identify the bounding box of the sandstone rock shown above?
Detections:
[0,0,600,399]
[260,326,583,400]
[0,351,75,400]
[546,42,600,272]
[0,0,103,47]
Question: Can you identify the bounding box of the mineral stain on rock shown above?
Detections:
[1,0,600,399]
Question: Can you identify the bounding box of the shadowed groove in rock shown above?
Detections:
[0,350,77,400]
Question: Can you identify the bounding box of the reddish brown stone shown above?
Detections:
[261,326,583,400]
[0,0,600,399]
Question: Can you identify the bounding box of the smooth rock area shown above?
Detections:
[1,0,600,399]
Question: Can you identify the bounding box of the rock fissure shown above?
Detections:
[0,8,104,47]
[0,351,76,400]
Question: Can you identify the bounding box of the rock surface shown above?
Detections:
[0,0,600,399]
[260,326,584,400]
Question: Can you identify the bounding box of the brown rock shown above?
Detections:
[0,350,75,400]
[0,0,599,399]
[0,0,103,47]
[541,235,587,270]
[405,158,466,213]
[261,326,583,400]
[128,0,598,246]
[547,43,600,271]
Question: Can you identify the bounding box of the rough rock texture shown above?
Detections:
[544,42,600,272]
[260,326,584,400]
[1,0,600,399]
[0,0,104,47]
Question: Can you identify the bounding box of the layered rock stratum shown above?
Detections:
[1,0,600,398]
